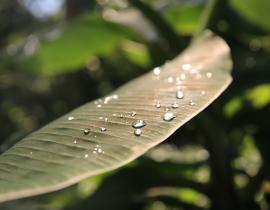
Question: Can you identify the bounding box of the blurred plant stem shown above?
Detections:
[194,0,228,39]
[198,113,239,210]
[128,0,186,55]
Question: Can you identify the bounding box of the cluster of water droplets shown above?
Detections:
[64,61,212,159]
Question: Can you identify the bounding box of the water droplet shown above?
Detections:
[120,114,124,118]
[167,77,174,83]
[172,102,179,108]
[73,140,77,144]
[206,72,212,78]
[201,90,206,95]
[132,120,146,128]
[176,90,184,99]
[155,101,161,108]
[30,151,33,155]
[189,100,195,106]
[131,111,136,117]
[104,117,108,122]
[99,116,103,120]
[134,129,142,136]
[182,64,191,71]
[113,113,117,117]
[84,154,89,158]
[165,107,170,112]
[153,67,161,75]
[97,104,102,108]
[113,94,118,99]
[180,74,186,80]
[68,116,74,121]
[163,112,176,121]
[101,127,107,132]
[84,128,90,135]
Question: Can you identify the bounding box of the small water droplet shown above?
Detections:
[165,107,170,112]
[163,112,176,121]
[172,102,179,108]
[120,114,124,118]
[180,74,186,80]
[84,128,90,135]
[131,111,136,117]
[132,120,146,128]
[176,90,184,99]
[201,90,206,95]
[73,140,77,144]
[153,67,161,75]
[68,116,74,121]
[99,116,103,120]
[105,117,108,122]
[134,129,142,136]
[155,101,161,108]
[113,94,118,99]
[206,72,212,78]
[113,113,117,117]
[189,100,195,106]
[167,77,174,83]
[101,127,107,132]
[97,104,102,108]
[30,151,33,155]
[182,64,191,71]
[84,154,89,158]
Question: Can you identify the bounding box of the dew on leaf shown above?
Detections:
[132,120,146,128]
[155,101,161,108]
[206,72,212,78]
[182,63,191,71]
[163,112,176,121]
[68,116,74,121]
[189,100,196,106]
[172,102,179,108]
[153,67,161,75]
[134,129,142,136]
[100,127,107,132]
[176,90,184,99]
[84,129,90,135]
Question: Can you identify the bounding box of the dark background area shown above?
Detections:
[0,0,270,210]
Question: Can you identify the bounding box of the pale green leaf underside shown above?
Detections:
[0,33,232,203]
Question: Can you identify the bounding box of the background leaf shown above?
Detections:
[21,14,137,75]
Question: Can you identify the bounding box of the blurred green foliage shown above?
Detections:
[0,0,270,210]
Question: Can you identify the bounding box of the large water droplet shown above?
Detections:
[176,90,184,99]
[84,128,90,135]
[134,129,142,136]
[132,120,146,128]
[163,112,176,121]
[153,67,161,75]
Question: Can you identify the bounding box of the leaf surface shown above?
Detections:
[0,33,232,202]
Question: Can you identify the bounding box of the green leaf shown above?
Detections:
[22,14,136,75]
[230,0,270,32]
[164,4,203,35]
[0,33,232,202]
